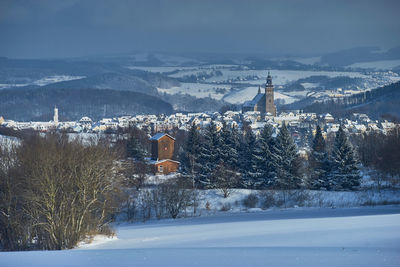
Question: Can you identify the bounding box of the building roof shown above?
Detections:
[147,159,180,165]
[243,93,264,108]
[150,133,176,141]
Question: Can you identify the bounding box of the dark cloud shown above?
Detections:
[0,0,399,58]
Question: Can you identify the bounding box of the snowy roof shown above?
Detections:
[147,159,180,165]
[150,133,175,141]
[243,93,264,108]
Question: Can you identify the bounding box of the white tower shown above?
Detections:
[53,106,59,125]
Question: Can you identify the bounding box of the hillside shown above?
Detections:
[42,72,159,95]
[1,207,399,267]
[303,81,400,120]
[0,87,173,121]
[321,46,400,67]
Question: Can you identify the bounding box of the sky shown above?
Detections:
[0,0,399,59]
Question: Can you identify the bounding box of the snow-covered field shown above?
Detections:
[134,64,400,104]
[158,83,231,100]
[223,86,298,104]
[1,206,399,267]
[0,75,85,89]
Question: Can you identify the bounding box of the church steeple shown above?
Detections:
[258,86,261,94]
[265,71,277,117]
[266,71,272,86]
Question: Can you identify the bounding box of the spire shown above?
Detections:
[266,71,272,86]
[258,86,261,94]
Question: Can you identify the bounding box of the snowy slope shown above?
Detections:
[223,86,298,104]
[1,207,399,267]
[348,59,400,70]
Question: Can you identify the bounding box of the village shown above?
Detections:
[0,107,397,145]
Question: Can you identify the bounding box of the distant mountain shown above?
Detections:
[321,46,400,67]
[0,87,173,121]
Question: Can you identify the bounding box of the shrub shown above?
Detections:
[259,190,276,209]
[220,203,231,211]
[289,190,311,207]
[243,193,258,208]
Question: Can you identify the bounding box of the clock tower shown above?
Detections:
[265,72,277,116]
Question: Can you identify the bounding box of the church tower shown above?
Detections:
[265,72,277,116]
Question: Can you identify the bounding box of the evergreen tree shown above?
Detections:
[254,124,278,188]
[328,126,361,190]
[126,136,145,161]
[219,122,239,170]
[309,125,330,189]
[198,121,221,188]
[180,122,201,175]
[239,128,259,188]
[275,123,301,189]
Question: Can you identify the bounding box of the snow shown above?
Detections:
[136,64,400,104]
[133,65,368,86]
[77,235,118,249]
[223,86,298,104]
[158,83,231,100]
[32,75,85,86]
[128,66,195,73]
[292,56,322,65]
[301,82,319,89]
[0,75,85,89]
[348,59,400,70]
[205,69,367,85]
[1,206,399,267]
[0,134,20,148]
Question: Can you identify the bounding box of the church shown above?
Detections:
[242,72,277,117]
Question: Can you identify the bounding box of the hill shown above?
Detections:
[42,72,159,95]
[0,87,173,121]
[303,81,400,120]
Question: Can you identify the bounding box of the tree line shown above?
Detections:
[180,122,361,192]
[353,128,400,187]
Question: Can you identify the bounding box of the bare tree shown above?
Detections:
[1,134,122,250]
[161,176,193,219]
[213,163,239,198]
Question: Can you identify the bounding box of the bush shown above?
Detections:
[289,190,311,207]
[220,203,231,211]
[161,177,193,219]
[243,193,258,208]
[259,190,276,209]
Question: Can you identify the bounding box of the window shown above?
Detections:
[158,165,163,172]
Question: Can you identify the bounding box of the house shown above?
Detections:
[148,133,179,175]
